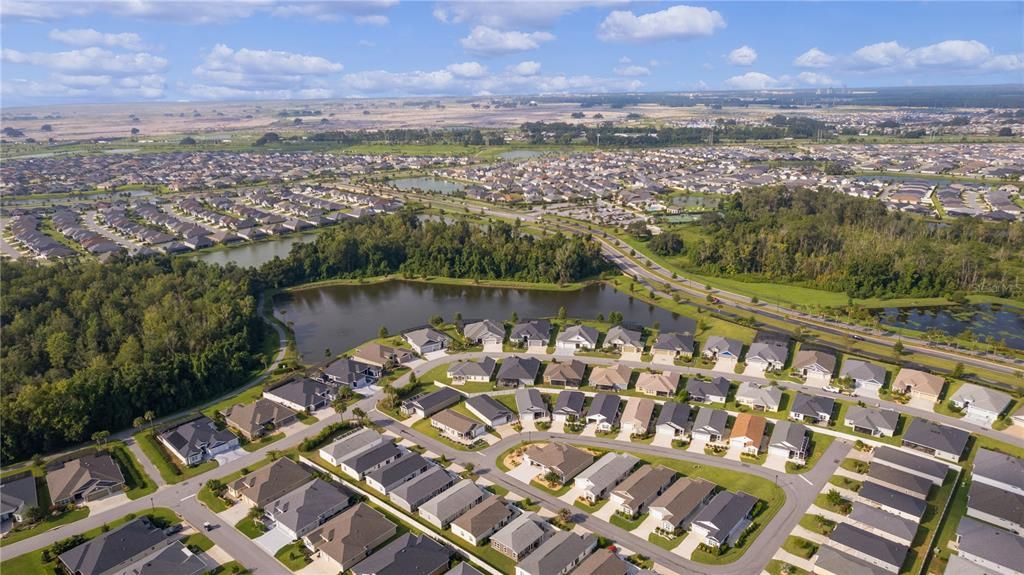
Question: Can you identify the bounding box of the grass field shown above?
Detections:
[782,535,819,560]
[275,541,312,571]
[108,443,157,499]
[242,432,285,452]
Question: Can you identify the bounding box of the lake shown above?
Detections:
[870,304,1024,349]
[390,177,466,194]
[274,281,698,361]
[194,232,318,268]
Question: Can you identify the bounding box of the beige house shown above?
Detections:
[620,399,656,437]
[635,372,679,397]
[892,368,944,402]
[589,364,632,391]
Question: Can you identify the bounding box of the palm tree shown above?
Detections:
[352,407,368,426]
[144,410,156,431]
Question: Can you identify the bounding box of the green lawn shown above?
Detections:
[766,559,809,575]
[204,560,252,575]
[573,498,608,513]
[485,484,509,497]
[782,536,819,560]
[420,363,455,386]
[786,432,835,474]
[814,492,852,515]
[242,432,285,452]
[840,458,869,474]
[183,532,215,552]
[274,541,312,571]
[201,382,268,419]
[133,429,217,484]
[798,513,837,536]
[828,476,863,492]
[108,443,157,499]
[0,506,90,547]
[235,516,266,539]
[530,478,572,497]
[609,511,647,531]
[648,532,686,551]
[916,469,963,575]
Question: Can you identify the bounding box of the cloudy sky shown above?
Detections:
[1,1,1021,106]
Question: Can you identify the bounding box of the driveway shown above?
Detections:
[559,485,584,504]
[744,364,767,377]
[686,438,708,454]
[615,429,634,442]
[520,418,537,432]
[763,452,791,473]
[254,524,294,554]
[219,500,253,526]
[713,359,737,373]
[508,462,539,484]
[214,446,248,465]
[633,513,662,539]
[297,552,339,575]
[593,501,618,522]
[527,345,548,355]
[423,350,449,361]
[581,424,598,437]
[672,533,701,559]
[484,343,503,353]
[724,443,745,461]
[620,351,643,362]
[651,432,675,448]
[805,374,830,389]
[86,493,130,515]
[907,396,937,411]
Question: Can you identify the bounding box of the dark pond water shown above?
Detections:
[274,281,698,360]
[871,304,1024,349]
[194,232,318,268]
[390,177,466,194]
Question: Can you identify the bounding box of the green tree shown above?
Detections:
[557,306,567,320]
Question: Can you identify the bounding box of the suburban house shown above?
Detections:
[223,398,297,440]
[553,390,586,422]
[466,395,516,427]
[702,336,743,365]
[588,364,632,391]
[686,377,730,404]
[844,406,900,437]
[555,325,599,351]
[745,335,789,372]
[157,416,239,466]
[431,409,487,445]
[848,503,919,547]
[655,402,691,440]
[265,479,354,539]
[973,448,1024,495]
[649,478,716,536]
[303,503,397,573]
[542,359,586,387]
[734,382,782,412]
[228,457,311,507]
[949,383,1012,424]
[902,419,970,462]
[872,446,949,486]
[652,332,695,363]
[867,464,932,500]
[620,398,656,437]
[510,319,551,348]
[892,368,944,403]
[574,453,640,503]
[954,517,1024,575]
[0,473,38,523]
[46,452,126,506]
[815,547,894,575]
[57,517,181,575]
[462,319,505,345]
[791,349,837,385]
[418,478,487,529]
[586,393,621,432]
[838,359,888,394]
[609,465,675,518]
[351,534,451,575]
[496,356,541,387]
[789,393,835,425]
[263,378,335,412]
[767,420,809,463]
[859,481,927,521]
[322,430,399,478]
[490,512,552,561]
[514,531,597,575]
[689,491,757,548]
[691,408,729,444]
[635,372,679,397]
[827,523,908,574]
[364,453,433,495]
[401,387,461,418]
[447,358,496,385]
[352,343,414,371]
[966,481,1024,535]
[317,358,379,388]
[388,466,455,513]
[572,548,629,575]
[604,325,644,354]
[450,496,518,546]
[448,562,484,575]
[522,443,594,484]
[728,413,767,455]
[516,388,549,421]
[403,327,451,355]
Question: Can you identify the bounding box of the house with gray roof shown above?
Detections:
[571,548,629,575]
[902,419,970,462]
[792,349,837,384]
[46,452,126,506]
[388,466,455,513]
[655,402,691,439]
[553,390,585,422]
[58,516,172,575]
[745,340,788,372]
[767,420,809,463]
[789,393,835,424]
[514,531,597,575]
[815,546,892,575]
[318,358,379,388]
[0,473,38,523]
[319,427,388,467]
[735,382,782,412]
[157,416,239,466]
[490,512,552,562]
[419,479,488,529]
[686,377,730,404]
[872,446,949,485]
[351,533,451,575]
[575,452,640,503]
[542,359,586,387]
[849,502,919,546]
[264,378,335,412]
[950,383,1012,425]
[867,464,933,500]
[649,477,715,535]
[403,327,451,355]
[609,465,675,517]
[401,387,461,418]
[446,563,484,575]
[691,408,729,444]
[652,332,695,362]
[451,495,518,546]
[223,398,297,440]
[586,393,621,431]
[229,457,312,507]
[447,358,496,384]
[973,448,1024,496]
[843,406,901,437]
[265,478,354,539]
[303,503,397,573]
[466,395,515,427]
[838,359,888,393]
[555,325,599,351]
[116,540,207,575]
[690,491,756,548]
[333,438,402,480]
[702,336,743,362]
[827,523,908,573]
[496,356,541,387]
[510,319,551,348]
[462,319,505,345]
[515,388,548,421]
[604,325,644,353]
[968,480,1024,535]
[858,481,927,521]
[955,517,1024,575]
[365,453,433,495]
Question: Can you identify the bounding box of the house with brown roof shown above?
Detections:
[522,443,594,483]
[303,503,397,573]
[451,496,518,546]
[609,465,675,518]
[620,399,656,437]
[430,409,487,445]
[46,452,126,506]
[223,398,297,440]
[543,359,587,387]
[228,457,311,507]
[649,478,716,535]
[892,369,944,403]
[352,343,414,370]
[570,548,629,575]
[635,372,679,397]
[589,364,632,391]
[728,413,767,455]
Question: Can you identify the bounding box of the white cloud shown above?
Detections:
[909,40,990,67]
[48,28,144,50]
[597,5,725,43]
[850,41,910,68]
[797,72,836,86]
[614,64,650,76]
[446,61,488,78]
[343,69,457,94]
[4,1,396,24]
[460,26,555,55]
[432,1,625,29]
[509,61,541,76]
[724,72,779,90]
[355,14,389,26]
[190,44,341,98]
[1,47,167,75]
[794,47,835,68]
[982,53,1024,71]
[847,39,1008,72]
[728,45,757,66]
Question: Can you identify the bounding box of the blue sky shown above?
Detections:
[1,1,1022,106]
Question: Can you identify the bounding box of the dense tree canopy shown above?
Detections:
[685,187,1024,299]
[1,257,262,461]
